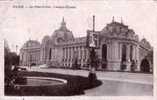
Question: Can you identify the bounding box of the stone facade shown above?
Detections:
[20,18,153,72]
[20,40,40,66]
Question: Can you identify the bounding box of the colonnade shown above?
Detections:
[100,40,139,71]
[62,46,89,67]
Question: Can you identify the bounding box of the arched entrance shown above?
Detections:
[102,44,107,69]
[140,59,150,72]
[121,45,127,70]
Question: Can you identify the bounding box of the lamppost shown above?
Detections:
[29,53,32,69]
[15,45,18,66]
[86,15,99,82]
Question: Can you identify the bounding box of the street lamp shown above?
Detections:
[86,15,99,83]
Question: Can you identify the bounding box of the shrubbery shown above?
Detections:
[4,46,27,91]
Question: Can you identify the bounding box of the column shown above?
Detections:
[80,46,83,67]
[132,45,135,59]
[84,47,86,63]
[114,42,119,61]
[67,47,69,66]
[136,45,140,71]
[72,47,74,61]
[62,48,64,66]
[63,48,64,59]
[79,46,81,65]
[71,47,74,67]
[44,48,46,63]
[110,41,121,70]
[69,47,71,67]
[64,48,66,66]
[107,43,111,61]
[78,47,80,60]
[63,48,66,66]
[82,47,85,67]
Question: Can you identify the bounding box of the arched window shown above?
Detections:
[122,44,126,62]
[130,45,133,61]
[57,38,64,43]
[62,48,64,59]
[102,44,107,61]
[102,44,107,69]
[140,59,150,72]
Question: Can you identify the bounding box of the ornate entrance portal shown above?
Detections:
[102,44,107,69]
[121,45,127,70]
[140,59,150,72]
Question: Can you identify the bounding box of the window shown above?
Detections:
[49,48,52,60]
[102,44,107,61]
[130,45,133,61]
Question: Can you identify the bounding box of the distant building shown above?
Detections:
[20,40,40,66]
[20,17,153,73]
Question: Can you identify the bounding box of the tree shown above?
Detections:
[5,47,12,86]
[5,46,20,86]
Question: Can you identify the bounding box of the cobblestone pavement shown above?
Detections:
[23,66,153,96]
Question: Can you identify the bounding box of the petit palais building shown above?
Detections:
[19,18,153,73]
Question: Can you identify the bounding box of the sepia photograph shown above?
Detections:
[0,0,157,99]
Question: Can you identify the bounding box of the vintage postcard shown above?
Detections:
[0,0,157,100]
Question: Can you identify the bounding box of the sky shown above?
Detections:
[0,0,157,53]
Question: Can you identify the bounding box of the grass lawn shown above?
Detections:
[5,71,102,96]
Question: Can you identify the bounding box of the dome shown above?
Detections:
[41,35,54,47]
[42,35,51,44]
[100,18,137,41]
[102,21,128,34]
[22,40,40,49]
[140,38,151,49]
[51,18,74,44]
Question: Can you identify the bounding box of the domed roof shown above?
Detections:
[140,38,152,50]
[42,35,51,44]
[22,40,40,49]
[41,35,54,47]
[101,20,128,34]
[100,18,137,41]
[51,18,74,43]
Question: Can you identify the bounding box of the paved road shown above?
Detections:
[85,80,153,96]
[23,66,153,96]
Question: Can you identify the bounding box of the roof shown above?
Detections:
[101,20,138,41]
[21,40,41,50]
[51,18,74,42]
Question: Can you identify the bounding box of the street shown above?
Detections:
[25,66,153,96]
